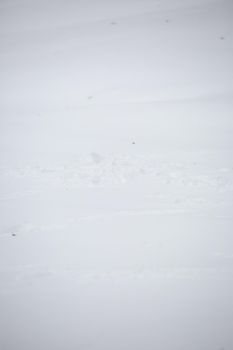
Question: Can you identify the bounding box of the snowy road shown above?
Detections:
[0,0,233,349]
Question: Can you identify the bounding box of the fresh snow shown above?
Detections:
[0,0,233,349]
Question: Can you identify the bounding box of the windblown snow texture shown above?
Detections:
[0,0,233,349]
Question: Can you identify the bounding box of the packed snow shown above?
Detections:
[0,0,233,349]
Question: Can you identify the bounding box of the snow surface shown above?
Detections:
[0,0,233,349]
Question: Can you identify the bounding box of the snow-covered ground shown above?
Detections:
[0,0,233,349]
